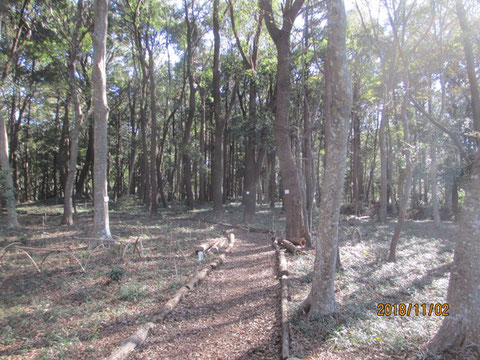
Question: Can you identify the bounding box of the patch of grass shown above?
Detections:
[117,283,147,302]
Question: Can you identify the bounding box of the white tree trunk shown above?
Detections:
[92,0,112,241]
[0,111,19,228]
[428,154,480,353]
[303,0,352,317]
[430,132,441,227]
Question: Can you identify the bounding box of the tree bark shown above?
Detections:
[379,103,388,221]
[352,78,364,212]
[92,0,112,241]
[0,111,19,228]
[430,131,441,227]
[148,45,158,215]
[428,1,480,353]
[180,0,197,210]
[428,154,480,353]
[228,1,264,222]
[62,0,86,226]
[303,0,352,317]
[388,77,413,262]
[259,0,308,242]
[212,0,224,215]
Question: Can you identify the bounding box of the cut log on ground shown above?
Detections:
[278,250,289,277]
[280,275,290,359]
[161,285,189,317]
[207,238,228,254]
[185,267,211,290]
[279,239,305,255]
[106,231,237,360]
[107,322,155,360]
[288,237,306,247]
[195,240,215,254]
[275,245,291,359]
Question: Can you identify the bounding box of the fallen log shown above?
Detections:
[278,250,289,277]
[194,240,215,254]
[208,255,225,269]
[288,237,306,247]
[185,267,211,290]
[280,275,290,359]
[280,239,305,255]
[107,230,236,359]
[107,322,155,360]
[275,245,290,359]
[207,238,227,254]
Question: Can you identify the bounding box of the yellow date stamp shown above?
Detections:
[377,303,449,316]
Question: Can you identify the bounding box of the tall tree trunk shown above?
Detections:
[58,100,70,196]
[0,111,19,228]
[388,77,413,262]
[303,0,352,317]
[76,121,93,196]
[0,0,30,227]
[268,151,276,208]
[199,87,207,202]
[127,84,137,195]
[180,0,196,210]
[62,0,85,225]
[148,46,158,214]
[23,104,30,202]
[228,2,264,221]
[212,0,224,215]
[455,0,480,146]
[91,0,112,242]
[379,102,388,221]
[302,6,315,238]
[428,154,480,353]
[428,0,480,352]
[430,131,441,227]
[260,0,308,243]
[352,78,364,213]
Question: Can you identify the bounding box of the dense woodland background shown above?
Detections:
[1,0,478,224]
[1,0,480,358]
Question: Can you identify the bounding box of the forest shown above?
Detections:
[1,0,479,359]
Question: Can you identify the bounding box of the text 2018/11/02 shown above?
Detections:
[377,303,449,316]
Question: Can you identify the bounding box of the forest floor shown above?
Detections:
[0,199,456,359]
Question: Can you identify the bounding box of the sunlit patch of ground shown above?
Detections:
[0,197,226,359]
[288,218,457,360]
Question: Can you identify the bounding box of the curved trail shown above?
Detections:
[133,231,281,359]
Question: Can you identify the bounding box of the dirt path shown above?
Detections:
[132,230,281,360]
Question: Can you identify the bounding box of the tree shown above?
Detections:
[211,0,223,215]
[228,0,265,222]
[259,0,308,243]
[0,0,31,229]
[59,0,90,226]
[427,0,480,354]
[302,0,352,317]
[180,0,198,210]
[91,0,112,241]
[147,35,159,215]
